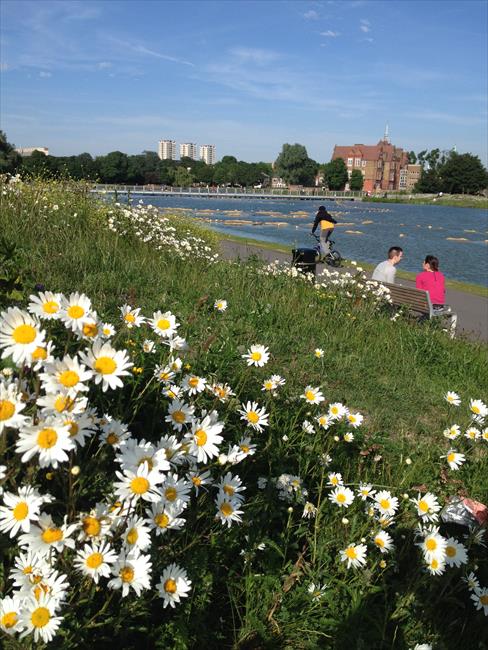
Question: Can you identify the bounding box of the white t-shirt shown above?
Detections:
[372,260,396,284]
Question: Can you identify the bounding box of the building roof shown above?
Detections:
[333,140,408,163]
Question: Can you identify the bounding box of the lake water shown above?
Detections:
[125,195,488,286]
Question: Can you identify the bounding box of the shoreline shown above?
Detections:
[362,195,488,210]
[218,232,488,298]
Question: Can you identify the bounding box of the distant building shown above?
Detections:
[403,164,422,191]
[199,144,216,165]
[158,140,176,160]
[179,143,198,160]
[15,147,49,157]
[271,176,287,189]
[332,137,409,193]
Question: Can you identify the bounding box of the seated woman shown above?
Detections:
[415,255,445,308]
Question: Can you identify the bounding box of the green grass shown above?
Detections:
[1,178,487,650]
[363,195,488,209]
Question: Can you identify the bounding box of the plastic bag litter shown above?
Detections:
[440,496,488,529]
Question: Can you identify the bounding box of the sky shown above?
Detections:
[1,0,487,163]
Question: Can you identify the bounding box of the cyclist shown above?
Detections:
[311,205,337,257]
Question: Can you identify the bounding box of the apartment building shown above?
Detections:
[399,164,422,191]
[179,143,198,160]
[332,139,409,192]
[15,147,49,157]
[199,144,216,165]
[158,140,177,160]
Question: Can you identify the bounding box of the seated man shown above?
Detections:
[372,246,403,284]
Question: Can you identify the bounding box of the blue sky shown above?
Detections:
[1,0,487,163]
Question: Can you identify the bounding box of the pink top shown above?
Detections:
[416,270,446,305]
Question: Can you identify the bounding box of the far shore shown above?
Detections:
[362,194,488,210]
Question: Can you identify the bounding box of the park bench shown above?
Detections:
[383,282,458,338]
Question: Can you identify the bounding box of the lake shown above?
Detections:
[123,195,488,286]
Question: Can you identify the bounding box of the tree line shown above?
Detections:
[1,131,486,194]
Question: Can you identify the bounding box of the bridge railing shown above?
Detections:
[91,184,365,198]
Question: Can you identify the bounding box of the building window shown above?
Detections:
[347,157,353,166]
[355,158,361,167]
[362,160,367,167]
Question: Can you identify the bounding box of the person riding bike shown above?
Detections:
[311,205,337,258]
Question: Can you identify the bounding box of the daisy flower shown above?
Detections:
[216,472,246,502]
[374,491,399,517]
[301,386,324,405]
[0,595,23,635]
[372,530,394,554]
[157,434,184,465]
[482,427,488,442]
[0,380,28,434]
[100,417,131,448]
[9,550,51,590]
[150,310,179,338]
[156,564,192,608]
[74,541,117,583]
[411,493,441,522]
[154,364,175,384]
[184,415,223,463]
[209,382,235,402]
[328,402,347,419]
[0,485,44,537]
[465,426,481,441]
[215,493,243,527]
[142,339,155,354]
[122,516,152,552]
[302,502,318,518]
[471,588,488,615]
[114,464,163,504]
[27,339,56,371]
[314,348,324,358]
[444,391,461,406]
[79,341,132,392]
[145,502,186,536]
[16,417,75,468]
[227,437,257,464]
[187,469,212,495]
[59,292,92,332]
[347,412,364,428]
[18,513,77,557]
[0,307,45,365]
[343,432,354,443]
[165,399,195,431]
[329,486,354,508]
[327,472,343,487]
[357,483,375,500]
[214,299,227,312]
[426,555,446,575]
[160,473,191,507]
[40,354,93,397]
[36,392,87,417]
[419,528,447,561]
[302,420,314,434]
[108,551,152,597]
[262,374,285,394]
[242,344,270,367]
[443,424,460,440]
[120,304,145,328]
[18,593,63,644]
[470,399,487,419]
[60,412,96,447]
[308,582,327,600]
[28,291,63,321]
[463,571,480,592]
[78,505,112,542]
[182,373,207,395]
[238,401,269,432]
[443,449,466,470]
[101,322,115,338]
[340,543,368,569]
[316,413,331,430]
[444,537,468,567]
[116,438,170,474]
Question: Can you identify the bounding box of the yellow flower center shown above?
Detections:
[23,565,33,575]
[130,477,150,495]
[192,476,202,486]
[188,377,199,387]
[220,502,233,517]
[247,411,259,424]
[31,607,50,628]
[54,395,74,413]
[240,444,250,453]
[223,485,235,497]
[431,558,439,570]
[172,410,186,424]
[42,300,59,314]
[425,538,437,551]
[446,546,456,557]
[480,595,488,606]
[106,432,119,445]
[41,527,63,544]
[0,399,15,421]
[86,552,103,569]
[59,370,80,387]
[32,346,47,360]
[83,516,101,537]
[13,501,29,521]
[126,528,138,545]
[1,611,17,629]
[67,305,84,319]
[418,500,429,513]
[305,390,316,401]
[379,499,390,510]
[155,513,170,528]
[157,318,170,330]
[65,420,79,437]
[137,456,154,470]
[94,356,117,375]
[160,371,171,380]
[165,487,177,501]
[447,453,455,463]
[471,405,480,414]
[336,493,346,503]
[124,313,135,323]
[375,537,385,548]
[250,351,262,361]
[37,427,58,449]
[345,547,357,559]
[12,324,37,344]
[164,578,177,594]
[120,566,134,583]
[83,322,98,337]
[195,429,207,446]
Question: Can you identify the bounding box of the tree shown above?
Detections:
[440,152,488,194]
[0,131,22,174]
[349,169,364,191]
[173,166,193,187]
[97,151,129,184]
[408,151,417,164]
[325,158,348,191]
[274,143,318,186]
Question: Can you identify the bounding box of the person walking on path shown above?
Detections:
[372,246,404,284]
[311,205,337,257]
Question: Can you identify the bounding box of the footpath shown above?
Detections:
[219,239,488,343]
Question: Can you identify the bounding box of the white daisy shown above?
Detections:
[426,555,446,575]
[142,339,156,353]
[327,472,343,487]
[114,464,163,504]
[347,411,364,428]
[26,340,55,371]
[444,391,461,406]
[215,493,243,527]
[238,401,269,432]
[165,399,195,431]
[242,344,270,367]
[144,502,186,536]
[156,563,192,608]
[444,537,468,567]
[18,513,77,557]
[59,292,92,332]
[18,593,63,644]
[0,595,24,635]
[340,543,367,569]
[99,417,131,448]
[411,493,441,522]
[182,373,207,395]
[372,530,394,554]
[60,411,97,447]
[122,516,152,552]
[9,550,51,590]
[328,486,354,508]
[184,415,224,463]
[419,529,447,561]
[79,341,132,391]
[470,399,487,419]
[302,502,318,518]
[150,310,179,338]
[16,417,75,468]
[40,354,93,397]
[74,541,117,583]
[463,571,480,592]
[0,380,27,434]
[443,424,461,440]
[343,431,354,443]
[209,382,235,402]
[357,483,376,500]
[216,472,246,503]
[108,550,152,597]
[120,304,145,328]
[160,473,191,507]
[308,582,326,599]
[36,391,87,417]
[301,385,324,405]
[214,299,227,312]
[314,348,324,358]
[444,449,466,470]
[28,292,64,321]
[470,588,488,615]
[465,426,481,441]
[101,322,116,338]
[316,413,331,430]
[0,485,44,537]
[0,307,45,365]
[115,438,170,474]
[78,505,112,541]
[374,491,399,517]
[328,402,347,419]
[187,469,212,495]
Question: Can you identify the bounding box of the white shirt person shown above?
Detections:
[371,247,404,284]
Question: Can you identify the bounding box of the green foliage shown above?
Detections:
[325,158,349,190]
[0,131,22,174]
[414,149,488,194]
[274,144,318,186]
[349,169,364,191]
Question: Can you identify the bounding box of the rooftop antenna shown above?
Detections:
[383,122,390,143]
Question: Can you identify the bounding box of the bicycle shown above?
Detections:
[311,234,342,267]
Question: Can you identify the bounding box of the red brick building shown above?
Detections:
[332,139,409,193]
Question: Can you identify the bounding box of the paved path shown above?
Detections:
[219,239,488,343]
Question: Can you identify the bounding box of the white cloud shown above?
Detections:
[303,10,319,20]
[39,70,52,78]
[230,47,281,65]
[97,61,112,70]
[320,30,340,37]
[360,19,371,33]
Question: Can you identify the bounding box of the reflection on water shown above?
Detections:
[129,196,487,285]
